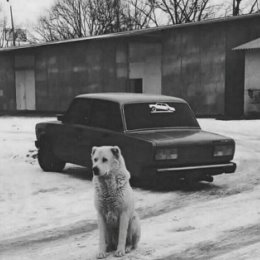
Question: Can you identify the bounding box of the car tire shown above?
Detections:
[38,139,65,172]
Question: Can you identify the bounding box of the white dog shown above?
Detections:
[92,146,141,258]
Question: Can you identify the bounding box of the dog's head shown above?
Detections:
[91,146,125,178]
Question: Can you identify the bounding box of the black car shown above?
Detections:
[35,93,236,183]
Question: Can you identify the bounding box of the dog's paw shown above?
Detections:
[96,251,108,259]
[114,249,125,257]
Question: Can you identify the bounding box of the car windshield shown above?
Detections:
[124,102,199,130]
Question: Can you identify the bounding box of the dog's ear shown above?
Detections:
[91,146,97,156]
[111,146,121,159]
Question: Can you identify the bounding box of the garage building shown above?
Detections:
[1,13,260,117]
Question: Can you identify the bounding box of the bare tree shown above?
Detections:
[35,0,89,41]
[224,0,260,16]
[86,0,125,34]
[37,0,260,43]
[85,0,158,33]
[123,0,159,29]
[149,0,216,25]
[35,0,158,42]
[0,21,6,48]
[248,0,259,13]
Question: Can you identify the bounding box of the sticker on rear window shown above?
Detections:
[149,103,175,113]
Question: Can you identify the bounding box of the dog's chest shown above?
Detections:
[100,187,124,212]
[95,178,126,223]
[101,190,124,226]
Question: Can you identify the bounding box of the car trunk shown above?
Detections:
[127,129,234,166]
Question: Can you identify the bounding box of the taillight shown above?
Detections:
[213,144,233,157]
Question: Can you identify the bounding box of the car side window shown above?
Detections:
[90,100,123,131]
[65,99,91,125]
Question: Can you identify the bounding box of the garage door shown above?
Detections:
[15,70,35,110]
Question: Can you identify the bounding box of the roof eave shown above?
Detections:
[1,13,260,53]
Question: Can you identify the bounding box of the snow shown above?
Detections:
[0,116,260,259]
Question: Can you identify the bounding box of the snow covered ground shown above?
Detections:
[0,116,260,260]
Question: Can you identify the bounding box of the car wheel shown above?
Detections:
[38,139,66,172]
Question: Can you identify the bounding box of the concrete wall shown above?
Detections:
[162,15,260,117]
[162,24,226,116]
[129,42,161,94]
[244,50,260,115]
[32,39,128,112]
[224,16,260,118]
[0,39,161,112]
[0,54,15,111]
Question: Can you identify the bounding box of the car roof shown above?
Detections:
[75,93,186,105]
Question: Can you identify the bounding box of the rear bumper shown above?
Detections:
[156,162,236,175]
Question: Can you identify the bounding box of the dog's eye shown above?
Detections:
[102,157,108,163]
[94,158,98,162]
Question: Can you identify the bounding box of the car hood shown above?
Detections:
[126,128,233,147]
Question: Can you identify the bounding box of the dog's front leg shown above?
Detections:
[115,212,129,257]
[97,213,108,259]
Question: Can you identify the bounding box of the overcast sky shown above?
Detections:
[2,0,54,28]
[1,0,259,30]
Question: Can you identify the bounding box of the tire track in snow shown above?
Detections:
[0,220,97,252]
[155,224,260,260]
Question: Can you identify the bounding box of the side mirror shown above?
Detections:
[57,114,65,122]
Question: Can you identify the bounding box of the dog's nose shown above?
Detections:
[92,166,100,176]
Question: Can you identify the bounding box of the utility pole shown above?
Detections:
[6,0,15,46]
[78,0,82,37]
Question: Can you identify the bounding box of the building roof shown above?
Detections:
[76,93,185,105]
[233,37,260,50]
[1,13,260,53]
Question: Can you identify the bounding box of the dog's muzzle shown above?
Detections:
[92,166,100,176]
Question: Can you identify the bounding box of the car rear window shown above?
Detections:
[124,102,199,130]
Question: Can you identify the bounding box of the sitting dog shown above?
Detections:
[91,146,141,258]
